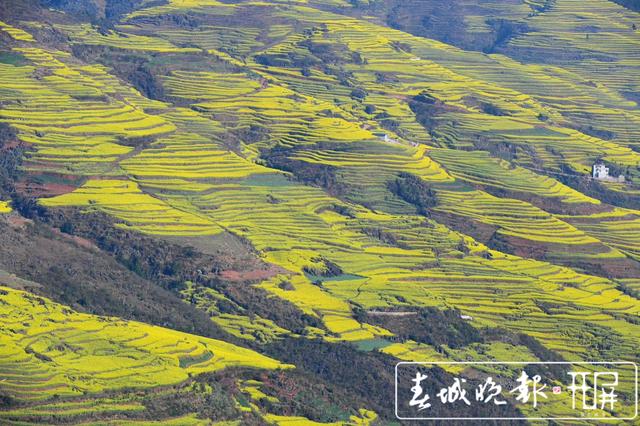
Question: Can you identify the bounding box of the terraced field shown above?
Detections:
[0,20,34,42]
[429,148,599,204]
[434,189,599,244]
[568,208,640,261]
[0,47,174,176]
[40,179,222,236]
[1,0,639,423]
[0,200,11,213]
[0,285,283,399]
[0,285,287,423]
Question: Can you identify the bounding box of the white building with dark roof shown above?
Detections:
[592,162,625,182]
[592,163,609,179]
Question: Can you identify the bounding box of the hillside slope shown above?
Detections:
[0,0,639,423]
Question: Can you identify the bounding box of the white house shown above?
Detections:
[374,132,399,144]
[593,163,609,179]
[592,163,625,182]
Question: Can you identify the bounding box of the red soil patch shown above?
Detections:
[0,140,21,150]
[50,227,99,251]
[14,181,77,197]
[220,264,287,282]
[5,215,33,228]
[390,94,409,101]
